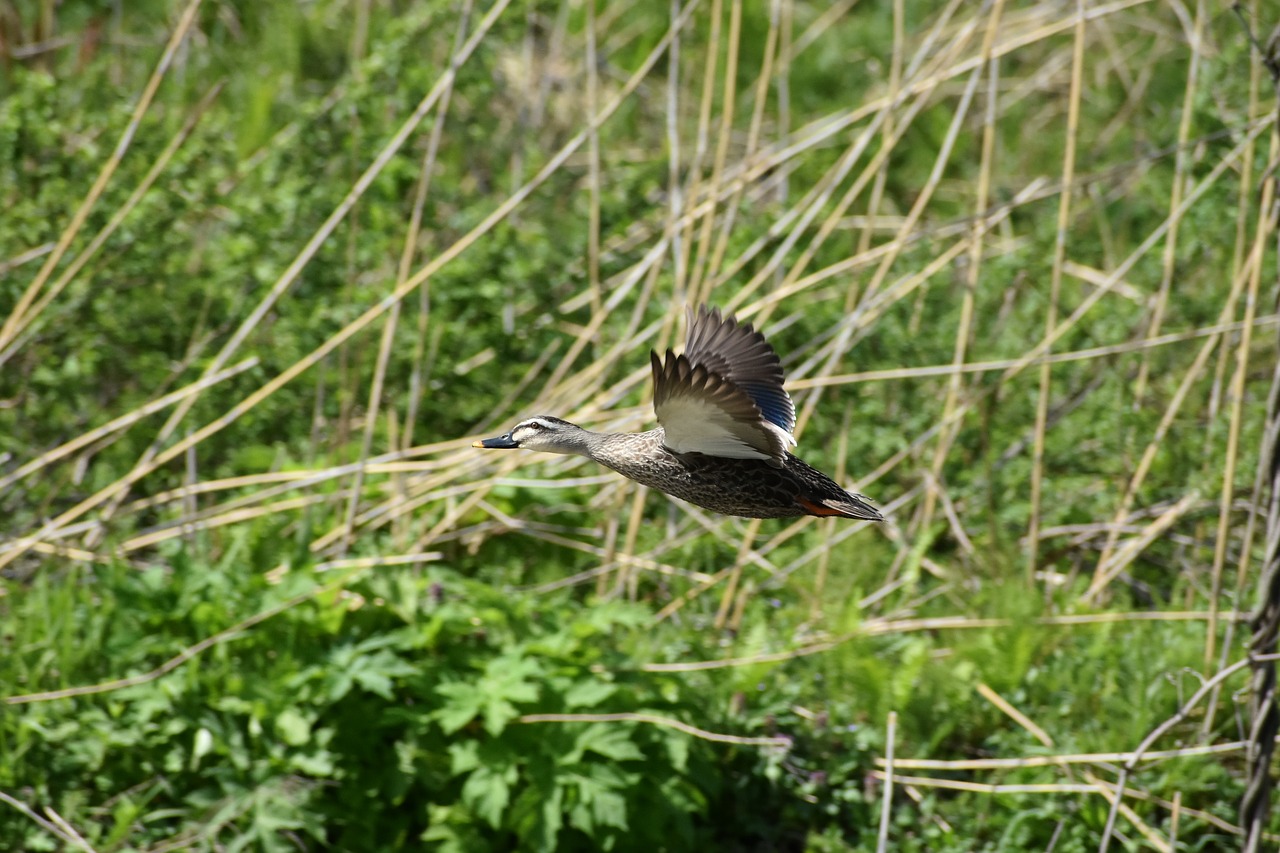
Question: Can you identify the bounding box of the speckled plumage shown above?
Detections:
[587,429,873,519]
[473,306,883,521]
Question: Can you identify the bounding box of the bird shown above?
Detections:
[472,305,883,521]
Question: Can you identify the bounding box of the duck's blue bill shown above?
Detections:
[473,434,518,449]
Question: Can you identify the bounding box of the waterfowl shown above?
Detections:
[473,306,883,521]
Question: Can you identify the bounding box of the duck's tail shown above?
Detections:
[796,493,884,521]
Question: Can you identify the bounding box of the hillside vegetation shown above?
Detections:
[2,0,1278,849]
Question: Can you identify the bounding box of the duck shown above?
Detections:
[473,305,883,521]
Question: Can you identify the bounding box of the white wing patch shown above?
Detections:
[660,391,768,458]
[658,394,775,459]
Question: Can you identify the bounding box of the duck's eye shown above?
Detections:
[527,422,543,431]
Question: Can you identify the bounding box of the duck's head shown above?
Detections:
[472,416,591,456]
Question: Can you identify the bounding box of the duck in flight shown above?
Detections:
[473,306,883,521]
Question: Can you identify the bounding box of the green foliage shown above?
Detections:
[10,545,1232,850]
[0,555,859,850]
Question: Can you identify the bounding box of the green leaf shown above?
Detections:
[588,788,628,832]
[461,764,517,829]
[435,681,484,733]
[538,784,565,851]
[470,651,544,735]
[563,679,617,709]
[276,708,311,746]
[566,762,635,837]
[350,649,417,699]
[664,733,689,772]
[448,740,481,775]
[288,749,335,776]
[191,727,214,770]
[481,697,520,737]
[575,725,643,762]
[422,804,491,852]
[484,652,541,703]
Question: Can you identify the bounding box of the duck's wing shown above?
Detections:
[682,305,796,436]
[650,306,796,462]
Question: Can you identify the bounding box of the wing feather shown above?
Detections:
[651,351,786,460]
[682,306,796,436]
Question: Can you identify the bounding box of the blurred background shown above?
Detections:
[1,0,1276,849]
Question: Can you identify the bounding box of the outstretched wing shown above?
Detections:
[650,306,796,463]
[681,305,796,437]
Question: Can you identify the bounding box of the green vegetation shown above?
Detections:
[1,0,1276,849]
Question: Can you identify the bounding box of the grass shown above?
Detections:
[2,0,1279,849]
